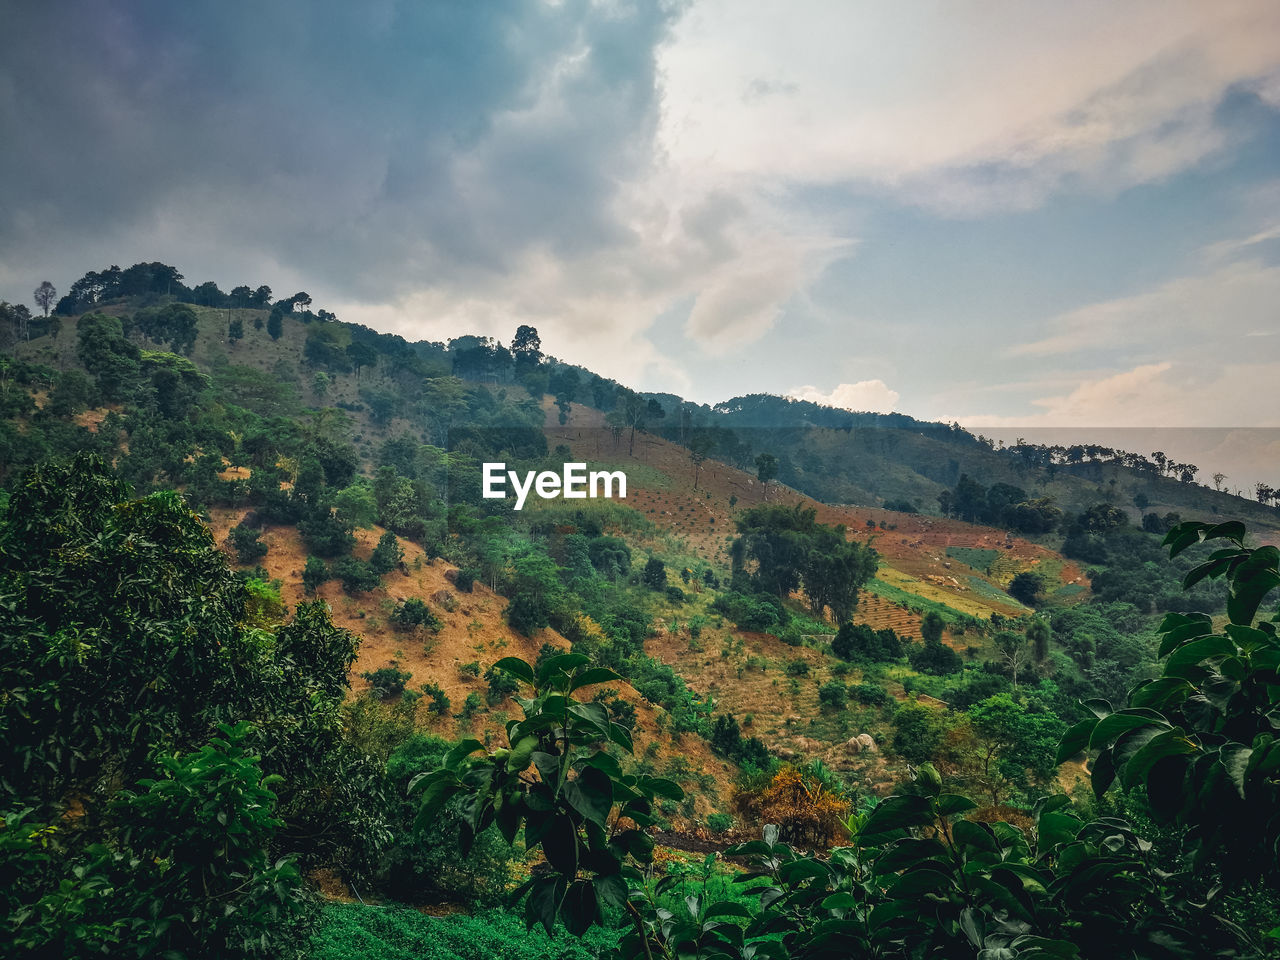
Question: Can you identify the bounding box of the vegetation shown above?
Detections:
[3,259,1279,956]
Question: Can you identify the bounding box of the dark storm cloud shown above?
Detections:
[0,0,680,297]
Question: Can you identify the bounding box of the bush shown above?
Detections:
[390,598,442,632]
[302,555,329,594]
[362,666,413,700]
[707,813,733,834]
[642,556,666,590]
[369,531,403,575]
[421,682,451,716]
[460,692,484,719]
[785,659,810,677]
[818,680,847,710]
[374,737,518,907]
[849,682,891,707]
[831,621,902,662]
[711,590,786,632]
[665,585,687,605]
[1008,571,1045,606]
[484,665,520,705]
[228,523,268,563]
[334,556,381,595]
[298,509,355,558]
[506,592,550,637]
[454,568,476,592]
[907,637,962,676]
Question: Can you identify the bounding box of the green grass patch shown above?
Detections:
[865,575,976,624]
[311,903,618,960]
[945,546,998,572]
[965,575,1027,609]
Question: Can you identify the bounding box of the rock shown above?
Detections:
[844,736,863,754]
[856,734,877,753]
[774,747,796,760]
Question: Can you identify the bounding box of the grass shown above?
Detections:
[945,546,999,572]
[865,570,988,622]
[311,904,617,960]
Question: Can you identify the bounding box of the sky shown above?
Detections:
[1,0,1278,440]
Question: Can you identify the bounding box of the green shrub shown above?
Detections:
[334,556,381,595]
[707,813,733,834]
[228,523,268,563]
[460,692,484,719]
[818,680,848,710]
[785,658,810,677]
[302,555,329,594]
[390,598,442,632]
[362,666,413,700]
[422,682,451,716]
[849,682,890,707]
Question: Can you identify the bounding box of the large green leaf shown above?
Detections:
[1219,744,1252,799]
[443,738,486,770]
[1164,635,1236,677]
[535,653,591,686]
[564,765,613,828]
[569,666,623,692]
[1128,677,1193,710]
[1119,729,1198,791]
[1227,547,1280,627]
[506,734,540,773]
[860,795,934,840]
[1087,711,1168,750]
[490,656,535,685]
[1056,718,1096,764]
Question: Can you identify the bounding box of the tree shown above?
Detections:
[511,324,542,374]
[921,610,946,645]
[369,530,403,575]
[954,693,1065,805]
[755,452,778,500]
[1027,618,1051,665]
[993,630,1031,688]
[32,281,56,318]
[891,699,946,765]
[227,317,244,344]
[642,556,666,590]
[266,309,283,341]
[1008,571,1044,607]
[687,429,715,489]
[302,555,328,594]
[346,340,379,381]
[76,312,142,402]
[620,390,646,456]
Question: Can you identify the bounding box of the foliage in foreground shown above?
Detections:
[432,519,1280,959]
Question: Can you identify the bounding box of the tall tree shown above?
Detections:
[1027,618,1051,665]
[33,281,56,318]
[687,429,715,490]
[511,324,542,374]
[755,452,777,501]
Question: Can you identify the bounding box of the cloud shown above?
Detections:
[958,360,1280,428]
[658,0,1280,213]
[1007,258,1280,359]
[788,380,901,414]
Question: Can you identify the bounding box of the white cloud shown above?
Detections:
[657,0,1280,212]
[959,360,1280,428]
[1007,258,1280,359]
[789,380,901,414]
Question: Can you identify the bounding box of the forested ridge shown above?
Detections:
[2,263,1279,958]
